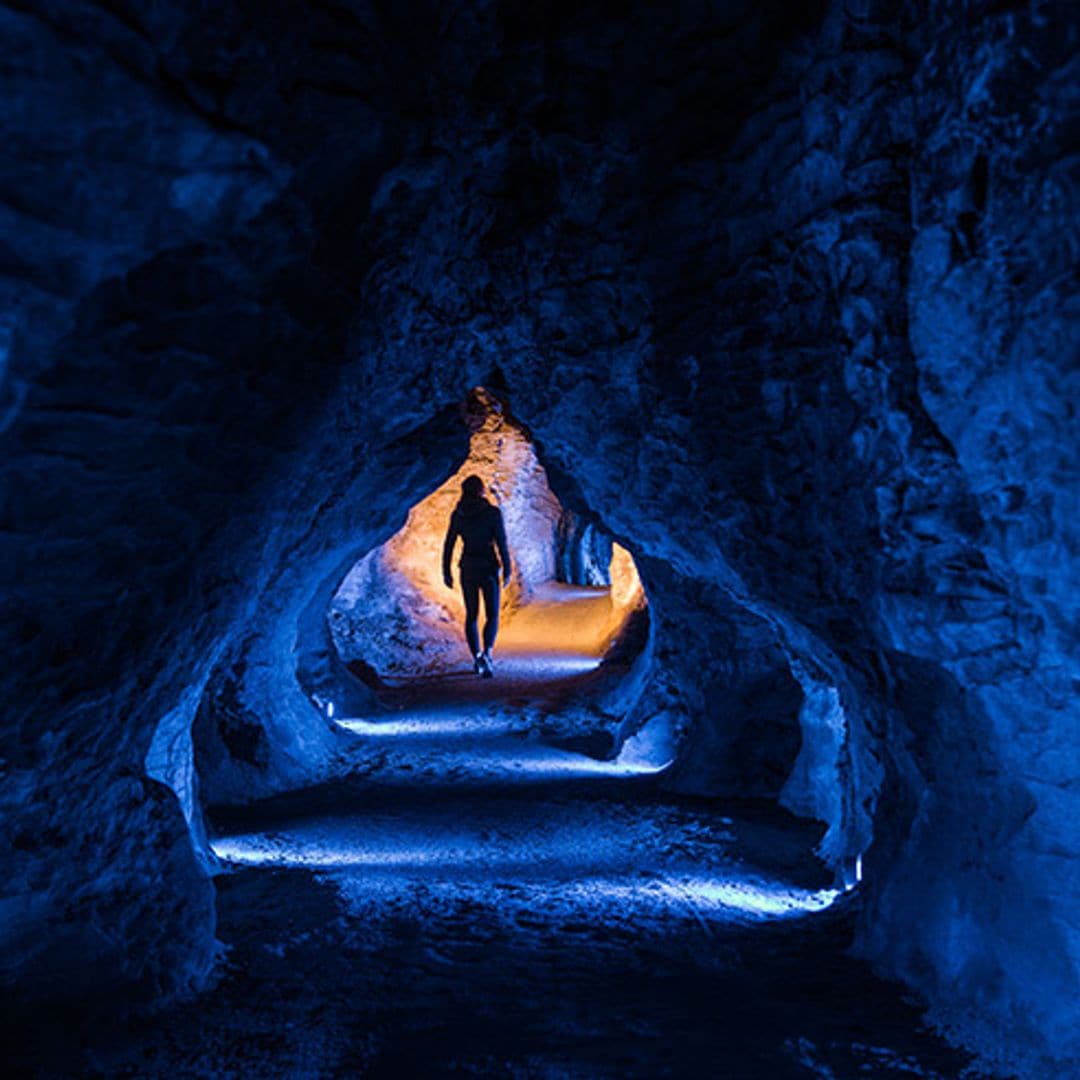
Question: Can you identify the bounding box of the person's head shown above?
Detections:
[461,475,484,500]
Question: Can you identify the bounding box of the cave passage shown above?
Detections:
[190,399,975,1078]
[196,633,971,1077]
[326,388,649,703]
[5,0,1077,1073]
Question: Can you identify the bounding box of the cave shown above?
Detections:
[2,1,1078,1077]
[326,387,649,694]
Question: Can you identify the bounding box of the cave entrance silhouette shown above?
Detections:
[195,388,974,1080]
[326,387,650,714]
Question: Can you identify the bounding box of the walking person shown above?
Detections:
[442,475,512,677]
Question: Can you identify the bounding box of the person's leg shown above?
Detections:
[461,572,481,658]
[480,572,501,654]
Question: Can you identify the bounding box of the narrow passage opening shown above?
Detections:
[214,389,836,914]
[327,387,649,703]
[197,388,959,1080]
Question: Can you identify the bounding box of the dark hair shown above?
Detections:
[461,475,484,498]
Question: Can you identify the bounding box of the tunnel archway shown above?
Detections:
[326,387,648,695]
[4,0,1075,1071]
[168,382,859,868]
[178,384,864,897]
[203,396,855,942]
[164,382,868,887]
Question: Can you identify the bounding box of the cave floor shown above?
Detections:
[13,659,985,1078]
[372,581,635,714]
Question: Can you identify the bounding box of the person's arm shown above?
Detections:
[442,513,458,588]
[494,508,511,586]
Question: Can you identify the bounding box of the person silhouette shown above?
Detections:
[442,475,512,677]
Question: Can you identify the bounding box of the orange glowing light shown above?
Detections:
[333,390,646,676]
[609,542,644,610]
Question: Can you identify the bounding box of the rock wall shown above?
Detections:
[659,581,804,801]
[328,391,565,679]
[873,5,1080,1067]
[1,1,1077,1074]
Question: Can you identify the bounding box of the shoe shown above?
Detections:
[478,652,494,679]
[473,653,484,674]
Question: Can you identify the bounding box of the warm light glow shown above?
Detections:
[331,388,647,678]
[609,542,644,609]
[380,389,562,628]
[495,583,634,657]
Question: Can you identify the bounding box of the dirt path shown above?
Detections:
[187,633,980,1078]
[8,593,987,1077]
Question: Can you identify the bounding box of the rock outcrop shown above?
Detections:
[1,2,1076,1074]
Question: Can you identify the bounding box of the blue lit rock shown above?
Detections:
[0,1,1077,1076]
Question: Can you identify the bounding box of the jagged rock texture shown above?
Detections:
[1,1,1077,1075]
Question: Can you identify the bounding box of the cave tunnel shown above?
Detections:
[326,387,650,697]
[2,1,1078,1078]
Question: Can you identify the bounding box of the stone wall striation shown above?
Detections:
[1,1,1076,1073]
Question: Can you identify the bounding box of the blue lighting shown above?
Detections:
[211,827,839,922]
[337,715,523,737]
[561,876,841,919]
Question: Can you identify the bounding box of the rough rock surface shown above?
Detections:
[328,391,567,678]
[1,1,1077,1075]
[327,391,645,682]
